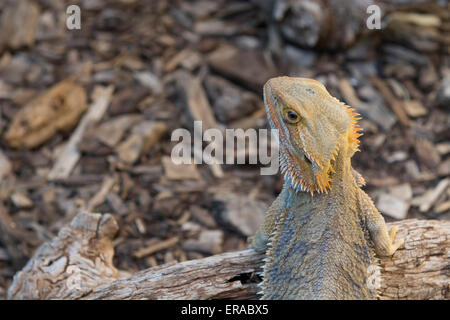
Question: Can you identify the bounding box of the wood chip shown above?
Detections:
[194,20,240,36]
[5,80,87,149]
[115,134,142,165]
[181,221,202,233]
[133,71,162,95]
[366,176,400,187]
[212,193,267,236]
[48,85,114,180]
[177,71,221,132]
[182,230,223,255]
[403,100,428,117]
[204,74,262,123]
[404,160,436,182]
[0,151,12,181]
[385,151,408,163]
[437,74,450,106]
[0,248,9,261]
[415,138,441,169]
[0,0,40,51]
[389,183,413,201]
[338,78,361,107]
[371,76,410,127]
[338,78,396,130]
[87,176,116,212]
[388,12,441,28]
[436,142,450,156]
[435,201,450,214]
[109,86,149,116]
[208,47,277,93]
[376,192,410,220]
[189,205,217,229]
[115,121,167,164]
[133,236,179,258]
[177,72,223,178]
[11,192,33,209]
[438,158,450,177]
[164,49,201,72]
[162,156,201,180]
[94,115,143,148]
[105,192,128,216]
[229,108,267,131]
[135,218,146,234]
[412,178,449,212]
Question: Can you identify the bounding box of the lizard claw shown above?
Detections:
[388,226,404,255]
[388,226,398,241]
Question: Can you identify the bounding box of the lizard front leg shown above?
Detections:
[359,190,404,257]
[248,187,287,252]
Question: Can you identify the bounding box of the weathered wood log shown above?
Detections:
[7,212,450,300]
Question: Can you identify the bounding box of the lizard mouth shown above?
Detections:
[302,150,319,168]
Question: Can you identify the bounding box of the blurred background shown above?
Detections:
[0,0,449,299]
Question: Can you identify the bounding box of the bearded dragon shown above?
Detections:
[249,77,404,299]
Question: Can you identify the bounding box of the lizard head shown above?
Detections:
[263,76,362,194]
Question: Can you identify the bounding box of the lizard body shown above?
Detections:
[250,77,403,299]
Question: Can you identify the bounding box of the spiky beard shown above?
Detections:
[279,149,309,193]
[278,142,335,195]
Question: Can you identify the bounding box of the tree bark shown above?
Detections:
[7,212,449,300]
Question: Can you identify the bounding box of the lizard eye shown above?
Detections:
[284,110,301,124]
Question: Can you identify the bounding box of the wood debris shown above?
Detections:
[182,230,224,255]
[0,0,40,51]
[377,192,410,220]
[5,80,87,149]
[208,47,277,93]
[87,176,116,212]
[116,121,167,164]
[0,151,12,181]
[47,85,114,180]
[371,76,410,128]
[133,236,179,259]
[177,72,221,132]
[93,115,143,148]
[415,138,441,169]
[212,193,266,237]
[10,192,33,209]
[412,179,449,213]
[403,100,428,118]
[162,156,201,180]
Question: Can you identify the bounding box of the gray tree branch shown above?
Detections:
[7,212,449,300]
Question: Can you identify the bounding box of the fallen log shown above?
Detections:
[7,212,450,300]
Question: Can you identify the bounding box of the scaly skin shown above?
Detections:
[249,77,403,300]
